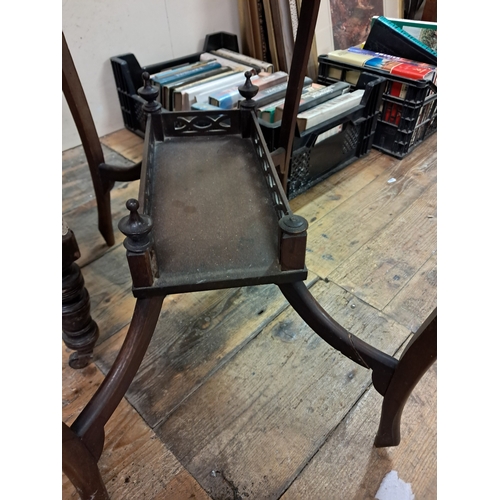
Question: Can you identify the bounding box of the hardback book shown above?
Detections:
[149,62,191,81]
[364,16,437,66]
[326,66,362,86]
[370,17,437,53]
[173,71,248,111]
[252,76,312,109]
[274,81,350,122]
[211,48,274,73]
[258,97,286,123]
[348,47,436,69]
[151,60,223,106]
[199,52,255,73]
[208,71,288,109]
[327,49,436,82]
[162,66,232,110]
[168,68,239,110]
[151,59,221,86]
[296,89,365,133]
[258,83,326,123]
[258,84,321,123]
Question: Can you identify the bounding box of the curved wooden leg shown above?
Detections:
[279,281,397,395]
[63,33,115,247]
[71,295,164,459]
[374,308,437,447]
[63,422,110,500]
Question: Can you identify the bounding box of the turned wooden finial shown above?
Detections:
[118,199,153,252]
[238,70,259,109]
[138,72,161,114]
[279,214,309,235]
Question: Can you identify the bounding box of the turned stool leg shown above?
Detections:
[62,222,99,369]
[374,309,437,447]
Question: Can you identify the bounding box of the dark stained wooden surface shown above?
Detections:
[62,129,437,499]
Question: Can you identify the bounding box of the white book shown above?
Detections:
[211,48,274,73]
[175,71,251,111]
[199,53,255,73]
[296,89,365,132]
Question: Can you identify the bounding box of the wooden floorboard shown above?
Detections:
[62,130,437,499]
[154,279,412,499]
[280,362,437,500]
[62,344,211,500]
[304,139,437,280]
[329,180,437,311]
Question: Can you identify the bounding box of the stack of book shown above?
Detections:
[256,79,367,136]
[149,48,278,111]
[147,47,367,136]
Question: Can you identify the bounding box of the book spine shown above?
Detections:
[209,72,287,109]
[328,49,435,83]
[165,67,233,110]
[150,62,190,81]
[200,53,255,73]
[152,61,222,85]
[348,47,435,69]
[190,73,247,109]
[297,89,364,132]
[253,81,289,105]
[275,81,349,121]
[213,48,274,73]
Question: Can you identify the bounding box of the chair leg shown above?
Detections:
[63,224,99,369]
[63,422,110,500]
[70,296,164,459]
[374,309,437,447]
[62,32,115,247]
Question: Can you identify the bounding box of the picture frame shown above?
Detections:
[329,0,404,50]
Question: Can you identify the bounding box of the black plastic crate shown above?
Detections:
[110,32,239,137]
[317,55,437,159]
[259,73,386,198]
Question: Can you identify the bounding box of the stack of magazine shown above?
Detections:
[148,48,365,133]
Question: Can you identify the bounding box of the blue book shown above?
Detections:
[152,60,222,87]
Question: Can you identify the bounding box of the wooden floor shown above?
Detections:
[62,130,437,500]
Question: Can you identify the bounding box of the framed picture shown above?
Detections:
[329,0,403,50]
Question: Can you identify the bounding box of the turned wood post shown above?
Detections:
[238,70,259,138]
[62,221,99,369]
[118,199,156,288]
[278,214,308,270]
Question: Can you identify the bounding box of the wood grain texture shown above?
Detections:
[329,180,437,311]
[281,361,437,499]
[94,276,318,429]
[63,179,140,268]
[154,279,411,499]
[62,128,437,499]
[304,136,437,279]
[62,344,210,500]
[383,251,437,333]
[290,150,396,223]
[100,129,144,164]
[62,144,133,215]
